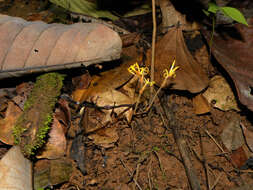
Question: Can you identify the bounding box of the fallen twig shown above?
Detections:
[160,95,201,190]
[210,173,222,190]
[198,128,210,190]
[120,158,142,190]
[204,130,225,153]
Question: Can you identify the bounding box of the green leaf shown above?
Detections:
[221,7,248,26]
[49,0,118,21]
[208,2,219,14]
[203,9,210,17]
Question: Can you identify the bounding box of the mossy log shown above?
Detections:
[13,73,64,157]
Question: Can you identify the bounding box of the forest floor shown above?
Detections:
[0,0,253,190]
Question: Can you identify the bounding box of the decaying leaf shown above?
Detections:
[88,126,119,148]
[50,0,118,20]
[146,27,208,93]
[0,146,32,190]
[231,184,253,190]
[55,98,71,131]
[0,14,122,79]
[220,116,244,151]
[241,123,253,152]
[203,75,240,111]
[230,146,249,168]
[0,101,22,145]
[202,20,253,111]
[34,158,73,189]
[72,61,134,133]
[158,0,199,31]
[12,82,33,110]
[69,135,86,175]
[36,115,67,159]
[192,94,211,115]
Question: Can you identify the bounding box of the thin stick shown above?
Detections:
[198,128,210,190]
[210,173,222,190]
[204,130,225,153]
[160,96,201,190]
[150,0,157,100]
[153,150,165,177]
[120,158,143,190]
[148,157,153,190]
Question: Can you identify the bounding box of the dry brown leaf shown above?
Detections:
[88,126,119,148]
[36,114,67,159]
[55,99,71,132]
[34,158,73,189]
[72,61,135,129]
[146,27,208,93]
[230,146,249,168]
[71,73,92,102]
[192,94,210,115]
[220,116,244,151]
[0,146,32,190]
[241,124,253,152]
[202,20,253,111]
[12,82,33,110]
[203,75,240,111]
[158,0,199,31]
[0,101,22,145]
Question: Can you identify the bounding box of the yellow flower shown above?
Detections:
[128,62,149,77]
[144,77,155,87]
[163,59,179,79]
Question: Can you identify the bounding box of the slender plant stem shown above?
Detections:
[146,78,167,112]
[209,15,215,57]
[150,0,157,101]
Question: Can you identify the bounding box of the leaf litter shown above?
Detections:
[0,1,253,190]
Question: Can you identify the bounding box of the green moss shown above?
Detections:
[13,73,64,157]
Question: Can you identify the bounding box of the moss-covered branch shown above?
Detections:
[13,73,64,157]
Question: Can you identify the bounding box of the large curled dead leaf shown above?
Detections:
[202,20,253,111]
[146,27,208,93]
[0,14,122,79]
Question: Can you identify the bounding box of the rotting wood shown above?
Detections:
[160,95,202,190]
[13,72,64,157]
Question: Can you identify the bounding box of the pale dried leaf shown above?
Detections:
[0,146,32,190]
[203,75,240,111]
[220,116,244,151]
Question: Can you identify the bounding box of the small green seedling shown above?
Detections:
[203,1,248,54]
[203,2,248,26]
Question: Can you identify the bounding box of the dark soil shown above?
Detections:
[1,1,253,190]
